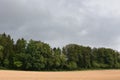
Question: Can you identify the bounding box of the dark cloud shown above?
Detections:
[0,0,120,51]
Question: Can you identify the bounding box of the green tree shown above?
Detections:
[15,38,27,53]
[0,45,4,66]
[0,33,14,68]
[26,40,52,70]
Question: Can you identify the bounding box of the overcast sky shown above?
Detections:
[0,0,120,51]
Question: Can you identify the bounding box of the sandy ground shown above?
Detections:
[0,70,120,80]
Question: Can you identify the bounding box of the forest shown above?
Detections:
[0,33,120,71]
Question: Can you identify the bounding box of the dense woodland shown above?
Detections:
[0,33,120,71]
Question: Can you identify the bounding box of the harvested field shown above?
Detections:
[0,70,120,80]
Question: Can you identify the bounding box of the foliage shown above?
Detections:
[0,33,120,71]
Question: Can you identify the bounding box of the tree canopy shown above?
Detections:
[0,33,120,71]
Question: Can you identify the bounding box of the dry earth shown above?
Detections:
[0,70,120,80]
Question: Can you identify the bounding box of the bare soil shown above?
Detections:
[0,70,120,80]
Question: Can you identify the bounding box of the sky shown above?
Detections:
[0,0,120,51]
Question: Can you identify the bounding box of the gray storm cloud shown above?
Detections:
[0,0,120,51]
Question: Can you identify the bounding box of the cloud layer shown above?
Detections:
[0,0,120,50]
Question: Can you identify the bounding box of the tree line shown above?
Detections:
[0,33,120,71]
